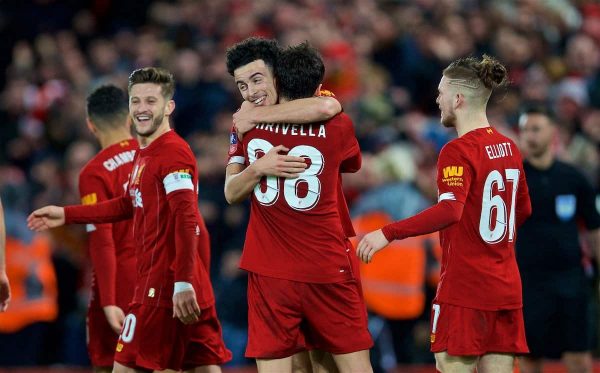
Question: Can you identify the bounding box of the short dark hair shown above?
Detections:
[521,103,551,117]
[276,42,324,101]
[86,85,129,130]
[519,103,556,126]
[225,37,280,76]
[128,67,175,99]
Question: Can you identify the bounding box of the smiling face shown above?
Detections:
[233,59,278,106]
[436,76,457,128]
[128,83,174,141]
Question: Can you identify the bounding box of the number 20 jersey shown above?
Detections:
[228,113,361,283]
[435,127,530,310]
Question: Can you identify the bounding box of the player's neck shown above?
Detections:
[455,109,489,137]
[99,129,134,149]
[527,150,554,170]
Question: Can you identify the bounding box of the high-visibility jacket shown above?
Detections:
[0,234,58,333]
[352,212,439,320]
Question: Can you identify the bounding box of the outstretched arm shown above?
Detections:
[0,199,9,312]
[356,200,464,263]
[234,96,341,135]
[28,205,66,231]
[27,195,133,232]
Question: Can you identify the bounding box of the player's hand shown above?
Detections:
[0,271,10,312]
[253,145,307,178]
[27,205,66,232]
[102,305,125,334]
[173,288,201,325]
[233,100,258,137]
[357,229,389,263]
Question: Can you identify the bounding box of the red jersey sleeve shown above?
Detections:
[381,200,463,241]
[228,125,246,165]
[160,148,203,285]
[436,141,473,205]
[79,169,118,306]
[65,195,132,224]
[381,140,473,241]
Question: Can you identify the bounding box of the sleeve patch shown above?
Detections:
[438,192,456,202]
[81,193,97,205]
[441,166,464,187]
[163,171,194,194]
[229,130,239,155]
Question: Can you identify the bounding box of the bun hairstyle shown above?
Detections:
[443,54,508,90]
[477,55,507,89]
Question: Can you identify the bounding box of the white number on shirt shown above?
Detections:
[247,139,324,210]
[120,313,136,343]
[247,139,279,205]
[479,169,520,244]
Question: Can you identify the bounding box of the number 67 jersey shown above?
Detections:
[228,113,361,284]
[435,127,531,310]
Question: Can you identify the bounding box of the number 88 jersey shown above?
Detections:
[228,113,361,283]
[435,127,531,310]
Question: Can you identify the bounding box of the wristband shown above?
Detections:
[174,281,193,294]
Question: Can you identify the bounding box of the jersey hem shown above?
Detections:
[434,298,522,311]
[240,266,355,284]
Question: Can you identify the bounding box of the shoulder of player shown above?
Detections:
[156,135,196,163]
[324,112,355,130]
[328,111,351,122]
[79,153,105,178]
[160,132,192,151]
[78,160,110,190]
[440,137,467,154]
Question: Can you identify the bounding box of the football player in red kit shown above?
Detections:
[79,85,137,372]
[357,55,532,373]
[225,42,373,373]
[28,68,231,373]
[225,37,364,373]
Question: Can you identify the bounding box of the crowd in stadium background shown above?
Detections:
[0,0,600,371]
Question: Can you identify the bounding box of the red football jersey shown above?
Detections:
[228,113,361,283]
[126,130,214,308]
[229,128,357,239]
[434,127,530,310]
[79,139,137,310]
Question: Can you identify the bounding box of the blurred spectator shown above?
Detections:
[517,106,600,373]
[0,188,58,366]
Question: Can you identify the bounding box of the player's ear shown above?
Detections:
[86,118,97,135]
[165,99,175,116]
[454,92,464,109]
[314,83,322,97]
